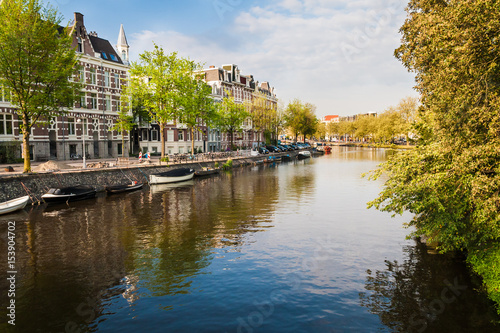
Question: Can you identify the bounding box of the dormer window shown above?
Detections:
[77,37,82,53]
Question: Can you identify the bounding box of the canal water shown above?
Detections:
[1,147,499,332]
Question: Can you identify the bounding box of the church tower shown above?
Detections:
[117,24,129,65]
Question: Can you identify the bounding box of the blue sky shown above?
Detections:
[48,0,417,117]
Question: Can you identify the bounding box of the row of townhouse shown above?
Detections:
[0,12,129,163]
[0,12,278,163]
[134,64,278,155]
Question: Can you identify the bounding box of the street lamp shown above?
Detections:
[77,119,86,169]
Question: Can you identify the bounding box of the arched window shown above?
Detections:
[121,50,126,61]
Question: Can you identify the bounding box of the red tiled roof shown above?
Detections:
[324,115,339,121]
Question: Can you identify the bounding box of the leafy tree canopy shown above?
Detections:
[0,0,81,172]
[369,0,500,312]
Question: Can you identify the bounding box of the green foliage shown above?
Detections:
[251,92,284,144]
[328,97,418,143]
[222,159,233,170]
[126,44,190,158]
[177,62,216,154]
[111,108,135,156]
[0,141,21,163]
[215,92,249,149]
[160,156,169,162]
[0,0,82,172]
[284,99,318,141]
[369,0,500,312]
[214,162,219,169]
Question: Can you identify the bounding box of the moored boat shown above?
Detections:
[0,195,30,215]
[194,168,220,177]
[105,181,143,194]
[150,168,195,184]
[42,185,96,204]
[297,150,312,160]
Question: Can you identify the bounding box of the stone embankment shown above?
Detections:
[0,151,302,204]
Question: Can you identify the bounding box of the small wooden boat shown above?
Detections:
[0,195,29,215]
[297,150,312,160]
[195,168,220,177]
[42,185,96,204]
[105,181,143,194]
[312,149,325,156]
[324,146,332,153]
[150,168,195,184]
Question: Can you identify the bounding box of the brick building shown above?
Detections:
[0,12,130,163]
[134,64,278,154]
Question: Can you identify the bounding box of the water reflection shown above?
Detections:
[359,239,500,332]
[0,165,310,332]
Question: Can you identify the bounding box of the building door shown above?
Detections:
[107,133,113,157]
[93,132,99,157]
[49,130,57,159]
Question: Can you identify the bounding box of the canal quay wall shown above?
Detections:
[0,151,304,204]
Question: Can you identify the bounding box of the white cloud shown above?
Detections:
[129,0,416,117]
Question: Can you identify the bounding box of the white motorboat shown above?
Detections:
[150,168,195,184]
[297,150,312,160]
[0,195,30,215]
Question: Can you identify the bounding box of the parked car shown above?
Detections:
[258,147,270,154]
[266,145,280,153]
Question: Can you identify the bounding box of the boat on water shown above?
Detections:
[105,181,143,194]
[42,185,96,204]
[195,168,220,177]
[150,168,195,184]
[324,146,332,153]
[297,150,312,160]
[312,149,325,156]
[0,195,29,215]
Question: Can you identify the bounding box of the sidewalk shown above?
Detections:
[0,153,251,176]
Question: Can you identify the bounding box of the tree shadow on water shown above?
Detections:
[359,239,500,333]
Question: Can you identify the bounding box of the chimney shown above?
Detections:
[74,12,84,26]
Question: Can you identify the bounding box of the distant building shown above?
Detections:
[0,12,130,162]
[204,64,278,150]
[339,112,377,122]
[321,115,339,123]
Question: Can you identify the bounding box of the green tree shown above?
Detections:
[284,99,317,142]
[111,107,135,157]
[178,62,217,154]
[216,92,248,150]
[369,0,500,311]
[0,0,81,172]
[284,99,303,142]
[127,44,186,159]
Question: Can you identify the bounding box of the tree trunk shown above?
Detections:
[190,126,195,155]
[122,130,126,157]
[230,130,233,150]
[160,123,165,158]
[22,117,31,173]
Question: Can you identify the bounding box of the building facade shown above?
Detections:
[0,12,130,163]
[204,64,278,151]
[133,64,278,154]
